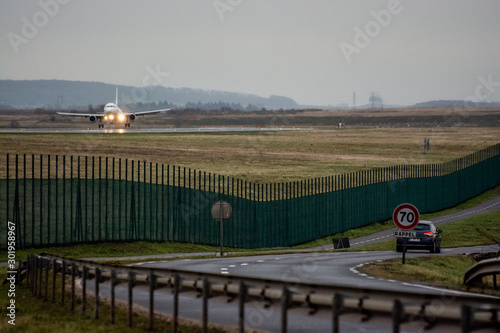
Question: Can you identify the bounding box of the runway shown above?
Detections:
[0,126,304,134]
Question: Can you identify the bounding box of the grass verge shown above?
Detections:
[0,271,225,333]
[360,208,500,297]
[14,241,236,262]
[362,255,499,297]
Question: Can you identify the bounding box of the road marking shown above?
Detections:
[401,282,470,295]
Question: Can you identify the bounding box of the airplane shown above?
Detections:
[57,88,171,128]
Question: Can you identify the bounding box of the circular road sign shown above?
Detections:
[393,203,420,230]
[211,201,232,222]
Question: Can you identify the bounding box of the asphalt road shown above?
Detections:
[135,245,499,296]
[87,244,498,333]
[107,196,499,332]
[31,195,500,332]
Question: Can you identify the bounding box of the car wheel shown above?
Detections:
[436,244,441,253]
[396,246,402,253]
[430,242,436,253]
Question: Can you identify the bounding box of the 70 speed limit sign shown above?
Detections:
[393,203,420,230]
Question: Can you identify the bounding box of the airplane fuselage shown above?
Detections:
[103,103,126,122]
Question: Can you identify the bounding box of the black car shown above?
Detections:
[396,221,442,253]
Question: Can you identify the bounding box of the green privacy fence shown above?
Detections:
[1,143,499,249]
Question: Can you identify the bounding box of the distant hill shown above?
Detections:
[412,100,500,108]
[0,80,299,110]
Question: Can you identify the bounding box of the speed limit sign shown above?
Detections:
[393,203,420,230]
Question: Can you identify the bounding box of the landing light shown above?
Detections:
[109,114,114,121]
[118,114,125,121]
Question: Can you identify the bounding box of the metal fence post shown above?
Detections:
[71,263,76,311]
[110,269,116,324]
[82,265,88,315]
[128,271,135,327]
[461,305,472,333]
[43,259,50,302]
[95,268,101,319]
[332,293,343,333]
[202,277,210,333]
[61,260,66,306]
[51,259,56,303]
[149,270,156,331]
[38,257,43,299]
[281,286,290,333]
[173,274,180,333]
[392,299,403,333]
[239,280,247,333]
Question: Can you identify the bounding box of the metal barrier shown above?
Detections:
[464,257,500,289]
[24,253,500,333]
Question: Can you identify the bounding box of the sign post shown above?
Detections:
[392,203,420,264]
[211,201,232,257]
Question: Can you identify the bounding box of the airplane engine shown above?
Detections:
[89,115,97,123]
[128,114,136,122]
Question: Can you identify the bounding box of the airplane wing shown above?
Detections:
[125,108,172,116]
[57,112,105,118]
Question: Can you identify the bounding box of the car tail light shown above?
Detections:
[424,231,433,237]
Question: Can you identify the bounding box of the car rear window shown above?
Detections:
[414,224,431,231]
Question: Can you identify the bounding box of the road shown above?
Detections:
[82,196,500,332]
[86,244,498,333]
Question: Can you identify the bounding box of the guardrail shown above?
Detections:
[464,257,500,289]
[21,253,499,333]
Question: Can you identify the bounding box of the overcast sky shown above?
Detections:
[1,0,499,106]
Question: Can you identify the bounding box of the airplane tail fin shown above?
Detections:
[115,87,118,106]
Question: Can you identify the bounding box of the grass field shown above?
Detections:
[1,126,499,182]
[362,255,499,296]
[1,107,499,129]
